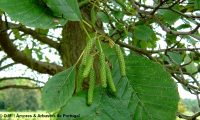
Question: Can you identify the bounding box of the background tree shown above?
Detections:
[0,0,199,120]
[0,80,41,111]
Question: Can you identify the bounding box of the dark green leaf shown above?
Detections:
[112,11,124,20]
[42,67,75,112]
[166,33,177,45]
[12,29,23,40]
[167,52,182,64]
[23,46,32,58]
[35,28,49,35]
[126,54,179,120]
[97,12,110,23]
[57,44,179,120]
[176,24,191,30]
[194,0,200,9]
[91,6,97,26]
[184,55,198,74]
[133,25,156,41]
[157,9,180,25]
[45,0,81,20]
[183,35,198,45]
[58,83,132,120]
[0,0,66,28]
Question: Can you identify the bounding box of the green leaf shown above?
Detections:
[183,36,197,45]
[58,82,132,120]
[133,25,156,41]
[23,46,32,58]
[35,28,49,35]
[91,6,97,26]
[45,0,81,20]
[157,9,180,25]
[166,33,177,45]
[194,0,200,10]
[184,55,198,74]
[97,12,110,23]
[12,29,23,40]
[57,45,179,120]
[112,11,124,20]
[176,24,191,30]
[167,52,182,65]
[126,54,179,120]
[0,0,66,28]
[42,67,75,112]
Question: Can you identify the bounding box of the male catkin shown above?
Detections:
[82,38,95,65]
[99,52,107,88]
[115,44,126,76]
[83,55,94,78]
[76,64,85,92]
[106,63,116,93]
[87,69,95,105]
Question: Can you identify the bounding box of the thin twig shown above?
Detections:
[0,85,42,90]
[0,77,45,84]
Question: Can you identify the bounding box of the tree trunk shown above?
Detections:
[59,4,93,68]
[59,21,87,68]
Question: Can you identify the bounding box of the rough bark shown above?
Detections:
[59,21,87,68]
[58,1,94,67]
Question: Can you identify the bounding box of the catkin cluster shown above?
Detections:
[76,37,126,105]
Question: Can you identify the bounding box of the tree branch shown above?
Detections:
[0,56,9,66]
[171,73,199,91]
[0,20,64,75]
[8,23,60,49]
[0,77,45,84]
[177,112,200,120]
[156,18,200,36]
[116,41,151,56]
[150,47,200,53]
[150,0,167,15]
[0,85,42,90]
[0,63,16,71]
[132,0,200,19]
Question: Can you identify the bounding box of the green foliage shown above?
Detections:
[42,67,75,112]
[126,54,179,120]
[0,0,80,28]
[97,11,109,23]
[194,0,200,9]
[0,80,41,111]
[0,100,5,110]
[166,33,177,45]
[134,25,156,41]
[50,53,179,120]
[44,0,81,20]
[157,9,180,25]
[176,24,192,30]
[133,24,157,48]
[184,55,198,74]
[167,52,182,65]
[0,0,187,119]
[4,89,40,111]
